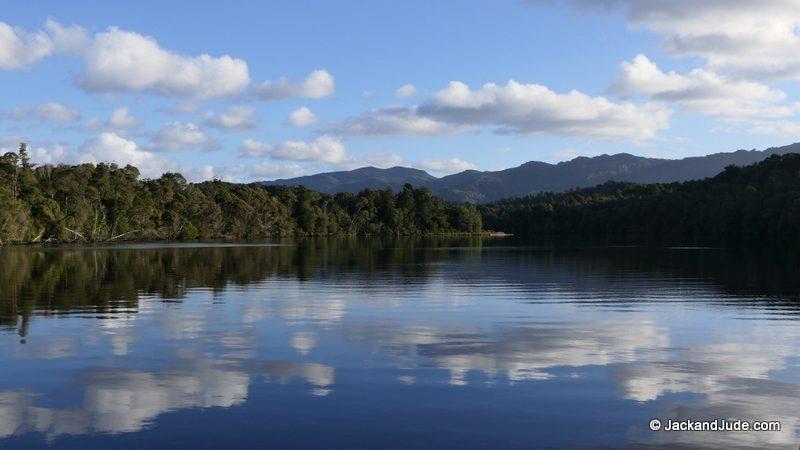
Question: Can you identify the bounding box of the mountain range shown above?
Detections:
[261,142,800,203]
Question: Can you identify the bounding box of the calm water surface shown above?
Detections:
[1,239,799,449]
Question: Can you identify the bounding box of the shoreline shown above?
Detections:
[0,231,513,247]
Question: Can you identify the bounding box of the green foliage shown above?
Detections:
[480,154,800,244]
[0,148,481,244]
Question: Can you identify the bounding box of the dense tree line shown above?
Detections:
[0,144,482,244]
[480,153,800,244]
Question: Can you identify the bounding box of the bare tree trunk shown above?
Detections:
[349,204,365,232]
[64,227,86,241]
[106,230,140,242]
[30,228,45,243]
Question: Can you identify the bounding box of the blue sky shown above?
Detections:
[2,0,799,181]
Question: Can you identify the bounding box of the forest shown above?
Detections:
[4,141,800,246]
[0,144,483,244]
[480,153,800,244]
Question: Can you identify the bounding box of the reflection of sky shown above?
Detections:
[1,247,800,448]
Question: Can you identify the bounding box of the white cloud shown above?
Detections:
[23,133,237,182]
[287,106,318,127]
[612,54,794,118]
[334,80,670,140]
[30,143,70,165]
[0,22,53,70]
[12,102,81,123]
[107,107,142,129]
[238,139,271,157]
[30,133,171,178]
[395,84,417,98]
[179,164,244,183]
[203,105,256,130]
[361,90,376,98]
[82,27,250,99]
[533,1,800,81]
[330,105,468,136]
[417,157,477,175]
[147,121,216,152]
[0,20,87,69]
[0,22,54,69]
[43,19,91,54]
[253,69,334,100]
[239,135,349,163]
[79,132,160,170]
[423,80,670,140]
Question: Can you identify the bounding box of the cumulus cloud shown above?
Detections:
[396,84,417,98]
[611,54,795,118]
[239,135,349,163]
[78,132,162,172]
[0,20,87,69]
[253,69,334,100]
[417,157,477,175]
[287,106,318,127]
[531,1,800,81]
[12,102,81,123]
[28,133,235,181]
[333,80,670,140]
[107,107,142,129]
[1,20,250,98]
[86,107,142,133]
[146,121,216,152]
[19,133,243,182]
[330,105,468,136]
[43,19,91,54]
[179,164,245,183]
[203,105,256,130]
[81,27,250,98]
[420,80,671,140]
[27,133,170,179]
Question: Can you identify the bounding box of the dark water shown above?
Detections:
[1,239,799,449]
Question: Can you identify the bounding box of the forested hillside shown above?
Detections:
[479,154,800,244]
[263,143,800,202]
[6,141,800,246]
[0,145,482,244]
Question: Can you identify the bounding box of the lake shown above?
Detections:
[1,239,799,449]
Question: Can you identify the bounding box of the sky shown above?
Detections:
[2,0,800,182]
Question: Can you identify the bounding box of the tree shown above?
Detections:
[0,152,483,244]
[18,142,32,169]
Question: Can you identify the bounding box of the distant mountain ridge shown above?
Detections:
[261,142,800,202]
